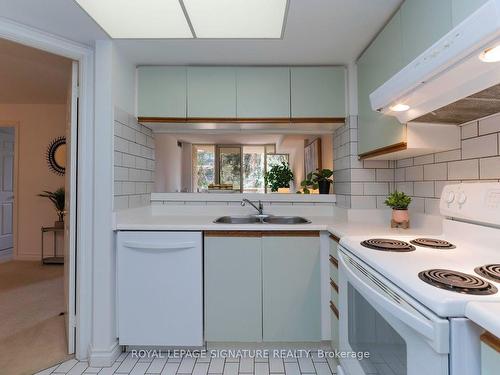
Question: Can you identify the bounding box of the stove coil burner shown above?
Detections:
[418,269,497,295]
[475,264,500,282]
[410,238,456,249]
[360,239,416,252]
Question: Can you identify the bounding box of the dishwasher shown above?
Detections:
[116,231,203,346]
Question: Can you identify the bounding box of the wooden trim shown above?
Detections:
[330,301,339,319]
[329,254,339,268]
[138,117,345,124]
[204,231,262,237]
[358,142,407,160]
[330,278,339,293]
[329,233,340,243]
[261,231,320,237]
[481,332,500,352]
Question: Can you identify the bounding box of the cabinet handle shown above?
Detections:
[122,241,196,251]
[329,233,340,243]
[329,255,338,268]
[330,278,339,293]
[481,332,500,352]
[330,301,339,319]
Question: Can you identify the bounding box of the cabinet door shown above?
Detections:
[236,67,290,118]
[262,236,321,341]
[452,0,488,26]
[401,0,453,65]
[357,10,406,156]
[187,67,236,118]
[291,67,345,118]
[137,66,187,118]
[204,235,262,341]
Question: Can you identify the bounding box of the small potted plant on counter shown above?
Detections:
[264,162,294,193]
[298,168,334,194]
[38,187,65,228]
[384,191,412,229]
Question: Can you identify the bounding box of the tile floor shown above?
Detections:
[34,351,338,375]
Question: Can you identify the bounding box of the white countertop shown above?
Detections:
[466,302,500,338]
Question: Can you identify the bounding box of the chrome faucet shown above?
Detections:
[241,199,264,216]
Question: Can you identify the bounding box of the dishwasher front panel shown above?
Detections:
[117,231,203,346]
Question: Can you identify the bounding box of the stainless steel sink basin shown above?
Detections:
[214,215,310,224]
[263,216,311,224]
[213,216,262,224]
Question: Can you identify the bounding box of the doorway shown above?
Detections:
[0,37,78,374]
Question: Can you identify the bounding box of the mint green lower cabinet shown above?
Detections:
[262,236,321,342]
[204,235,262,342]
[481,336,500,375]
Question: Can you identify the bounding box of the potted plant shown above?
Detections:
[384,191,412,227]
[264,162,294,193]
[298,168,334,194]
[38,187,65,228]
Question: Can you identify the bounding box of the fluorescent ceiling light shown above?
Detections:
[75,0,193,38]
[479,44,500,62]
[182,0,288,38]
[389,103,410,112]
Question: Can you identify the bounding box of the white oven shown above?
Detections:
[337,248,451,375]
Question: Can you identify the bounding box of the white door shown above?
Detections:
[64,61,78,354]
[0,129,14,253]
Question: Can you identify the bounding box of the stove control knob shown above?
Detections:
[446,191,455,204]
[458,192,467,205]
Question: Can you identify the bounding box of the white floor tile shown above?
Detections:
[34,364,59,375]
[54,359,79,373]
[83,366,102,374]
[208,358,225,374]
[268,357,284,373]
[239,358,254,373]
[225,357,239,363]
[146,358,168,374]
[254,362,269,375]
[96,361,121,375]
[116,352,129,362]
[160,362,180,375]
[223,362,239,375]
[298,358,315,373]
[116,353,140,373]
[178,357,197,373]
[310,353,326,363]
[130,362,151,375]
[66,362,88,375]
[313,363,331,375]
[192,362,210,375]
[284,362,300,375]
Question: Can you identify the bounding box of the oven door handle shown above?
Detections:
[338,251,436,341]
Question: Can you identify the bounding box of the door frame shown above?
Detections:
[0,18,94,360]
[0,124,18,262]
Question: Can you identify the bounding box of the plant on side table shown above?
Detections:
[264,162,294,193]
[298,168,334,194]
[384,191,412,229]
[38,187,65,228]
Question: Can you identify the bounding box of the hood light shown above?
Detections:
[479,44,500,62]
[389,103,410,112]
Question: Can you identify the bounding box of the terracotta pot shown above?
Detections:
[392,209,409,223]
[277,188,290,193]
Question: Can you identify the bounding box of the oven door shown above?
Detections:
[338,248,450,375]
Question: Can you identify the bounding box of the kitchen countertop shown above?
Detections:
[114,206,442,238]
[465,302,500,339]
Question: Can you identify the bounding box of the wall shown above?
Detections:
[0,104,66,260]
[112,46,136,116]
[113,107,155,210]
[154,134,182,193]
[394,113,500,215]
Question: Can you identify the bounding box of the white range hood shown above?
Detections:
[370,0,500,124]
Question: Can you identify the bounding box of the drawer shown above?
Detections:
[330,300,340,350]
[329,233,340,258]
[329,254,339,282]
[330,278,339,306]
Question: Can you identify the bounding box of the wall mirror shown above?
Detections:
[46,136,66,176]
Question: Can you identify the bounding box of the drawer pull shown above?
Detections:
[329,255,338,268]
[330,278,339,293]
[329,233,340,243]
[330,301,339,319]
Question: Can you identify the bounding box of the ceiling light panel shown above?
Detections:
[75,0,193,38]
[182,0,288,38]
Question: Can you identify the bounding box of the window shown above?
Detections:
[192,145,215,192]
[243,146,265,193]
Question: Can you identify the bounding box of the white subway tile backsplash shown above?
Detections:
[363,160,389,169]
[424,198,440,216]
[410,197,425,213]
[376,169,395,182]
[351,195,377,209]
[435,149,461,163]
[363,182,389,195]
[414,154,434,165]
[396,158,413,168]
[480,156,500,179]
[461,134,498,159]
[405,166,424,181]
[414,181,434,198]
[448,159,479,180]
[395,182,413,195]
[351,168,376,182]
[395,168,405,182]
[461,121,478,139]
[423,163,447,181]
[479,115,500,135]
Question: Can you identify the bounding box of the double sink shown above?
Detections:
[214,199,310,225]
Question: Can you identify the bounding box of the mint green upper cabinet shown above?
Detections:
[204,235,262,342]
[137,66,187,118]
[452,0,488,26]
[187,67,236,118]
[291,67,346,118]
[236,67,290,118]
[357,10,406,156]
[262,236,321,342]
[401,0,453,65]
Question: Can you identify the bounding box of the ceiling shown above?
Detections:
[0,0,402,65]
[0,38,72,104]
